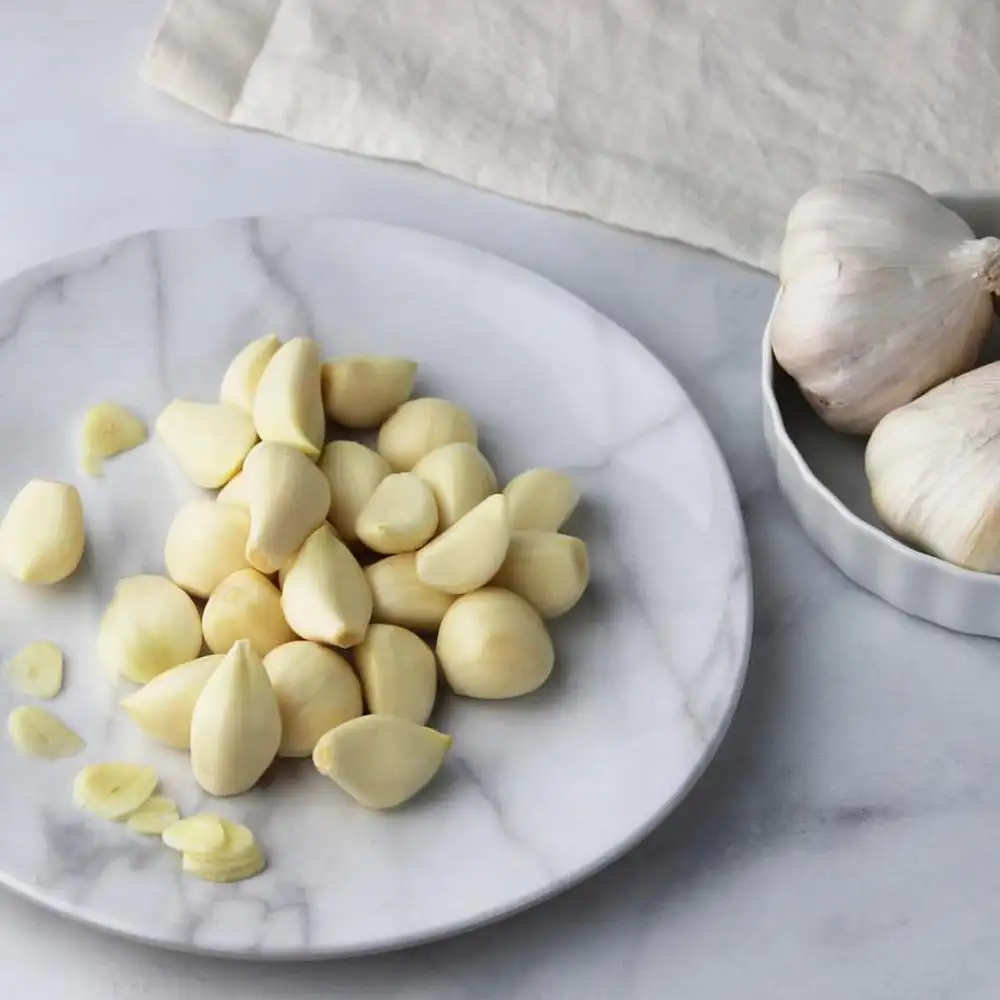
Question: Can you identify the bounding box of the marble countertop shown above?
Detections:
[4,3,1000,997]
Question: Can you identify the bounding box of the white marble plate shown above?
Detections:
[0,219,751,958]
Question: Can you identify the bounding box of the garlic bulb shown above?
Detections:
[866,361,1000,571]
[772,172,1000,433]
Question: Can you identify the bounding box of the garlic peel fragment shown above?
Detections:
[73,764,158,819]
[7,706,84,759]
[0,480,85,585]
[81,403,147,475]
[5,641,63,699]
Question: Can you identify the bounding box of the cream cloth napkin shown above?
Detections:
[144,0,1000,272]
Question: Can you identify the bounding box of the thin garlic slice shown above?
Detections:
[5,641,63,698]
[216,471,248,507]
[263,641,363,757]
[365,553,455,632]
[126,796,180,835]
[164,501,251,598]
[80,403,147,476]
[120,654,224,749]
[156,400,257,488]
[321,356,417,428]
[355,624,437,725]
[415,494,509,595]
[504,468,579,532]
[7,706,84,759]
[98,575,203,684]
[242,442,330,574]
[220,334,282,413]
[319,440,390,542]
[73,763,158,820]
[491,531,590,618]
[180,819,265,883]
[252,337,325,457]
[377,398,477,472]
[412,443,497,528]
[162,813,226,853]
[202,568,294,657]
[0,480,85,585]
[355,472,438,554]
[313,715,452,810]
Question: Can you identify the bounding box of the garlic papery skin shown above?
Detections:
[412,443,497,529]
[242,441,330,574]
[252,337,325,458]
[355,472,438,554]
[220,334,282,413]
[0,480,85,585]
[321,356,417,428]
[190,639,282,797]
[377,398,477,472]
[865,361,1000,572]
[320,440,391,542]
[491,531,590,618]
[202,568,295,657]
[164,501,251,598]
[771,172,1000,434]
[263,641,363,757]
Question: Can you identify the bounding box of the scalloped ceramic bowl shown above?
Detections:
[762,192,1000,637]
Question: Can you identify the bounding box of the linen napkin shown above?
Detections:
[144,0,1000,272]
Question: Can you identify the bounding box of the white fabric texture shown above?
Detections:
[143,0,1000,272]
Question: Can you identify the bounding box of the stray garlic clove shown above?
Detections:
[242,441,330,574]
[377,398,477,472]
[355,624,437,725]
[80,403,147,476]
[164,501,251,598]
[491,531,590,618]
[263,641,363,757]
[180,819,266,883]
[98,575,203,684]
[437,588,554,698]
[126,796,180,835]
[120,654,224,749]
[190,639,282,797]
[252,337,325,457]
[412,443,497,528]
[8,706,84,759]
[202,568,294,657]
[313,715,452,809]
[319,440,390,542]
[156,400,257,488]
[365,553,455,632]
[0,480,85,585]
[219,334,282,413]
[356,472,438,554]
[415,494,509,595]
[321,356,417,428]
[73,763,159,819]
[216,471,249,506]
[504,468,579,532]
[162,813,226,853]
[5,641,64,699]
[280,525,372,647]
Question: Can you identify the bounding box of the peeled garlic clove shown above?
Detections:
[321,356,417,428]
[8,706,84,759]
[504,468,579,532]
[216,471,248,507]
[412,443,497,529]
[220,334,282,413]
[98,575,203,684]
[120,654,224,749]
[773,172,1000,434]
[437,588,554,698]
[190,639,282,797]
[80,403,147,476]
[355,624,437,724]
[73,763,158,819]
[313,715,452,809]
[319,440,390,541]
[202,568,294,657]
[252,337,325,457]
[365,553,455,632]
[156,400,257,488]
[242,442,330,574]
[164,501,251,598]
[280,525,372,647]
[126,796,180,835]
[491,531,589,618]
[356,473,438,554]
[377,398,477,472]
[415,494,509,595]
[263,641,363,757]
[0,480,85,585]
[162,813,226,853]
[5,641,63,699]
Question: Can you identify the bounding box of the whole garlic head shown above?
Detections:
[772,172,1000,434]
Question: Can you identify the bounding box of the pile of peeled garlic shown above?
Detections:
[771,171,1000,572]
[0,334,590,880]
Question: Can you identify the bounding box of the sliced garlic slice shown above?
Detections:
[162,813,226,853]
[5,641,63,699]
[7,706,84,759]
[126,796,180,835]
[73,763,158,820]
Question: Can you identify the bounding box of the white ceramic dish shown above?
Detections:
[762,193,1000,637]
[0,218,751,958]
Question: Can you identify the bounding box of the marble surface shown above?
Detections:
[0,218,749,956]
[3,1,1000,996]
